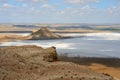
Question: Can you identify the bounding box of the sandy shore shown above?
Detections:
[0,34,21,42]
[89,63,120,80]
[0,33,29,43]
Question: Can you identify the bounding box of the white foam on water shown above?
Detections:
[0,41,76,49]
[61,32,120,40]
[84,33,120,40]
[15,33,30,36]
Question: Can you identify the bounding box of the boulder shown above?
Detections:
[0,45,57,63]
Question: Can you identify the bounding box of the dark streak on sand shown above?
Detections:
[59,56,120,68]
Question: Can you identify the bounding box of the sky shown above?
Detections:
[0,0,120,24]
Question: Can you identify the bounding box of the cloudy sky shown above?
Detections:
[0,0,120,23]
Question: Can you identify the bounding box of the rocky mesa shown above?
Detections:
[0,45,116,80]
[29,27,63,40]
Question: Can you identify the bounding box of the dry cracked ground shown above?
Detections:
[0,45,116,80]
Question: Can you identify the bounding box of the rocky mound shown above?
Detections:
[0,46,115,80]
[30,27,62,40]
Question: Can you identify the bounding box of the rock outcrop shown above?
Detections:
[30,27,62,40]
[0,46,116,80]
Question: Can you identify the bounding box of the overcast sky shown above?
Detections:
[0,0,120,24]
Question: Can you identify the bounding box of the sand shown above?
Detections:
[0,33,29,42]
[0,34,21,42]
[89,63,120,80]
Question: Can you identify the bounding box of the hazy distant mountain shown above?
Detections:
[13,25,39,28]
[1,23,120,32]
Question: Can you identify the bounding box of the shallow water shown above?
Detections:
[0,32,120,58]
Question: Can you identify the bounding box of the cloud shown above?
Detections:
[0,0,120,23]
[15,0,48,3]
[2,3,14,8]
[21,4,28,7]
[0,0,7,3]
[64,0,99,4]
[42,4,52,8]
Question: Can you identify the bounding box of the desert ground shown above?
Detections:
[0,45,117,80]
[0,24,120,80]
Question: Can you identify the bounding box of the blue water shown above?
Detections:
[1,33,120,58]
